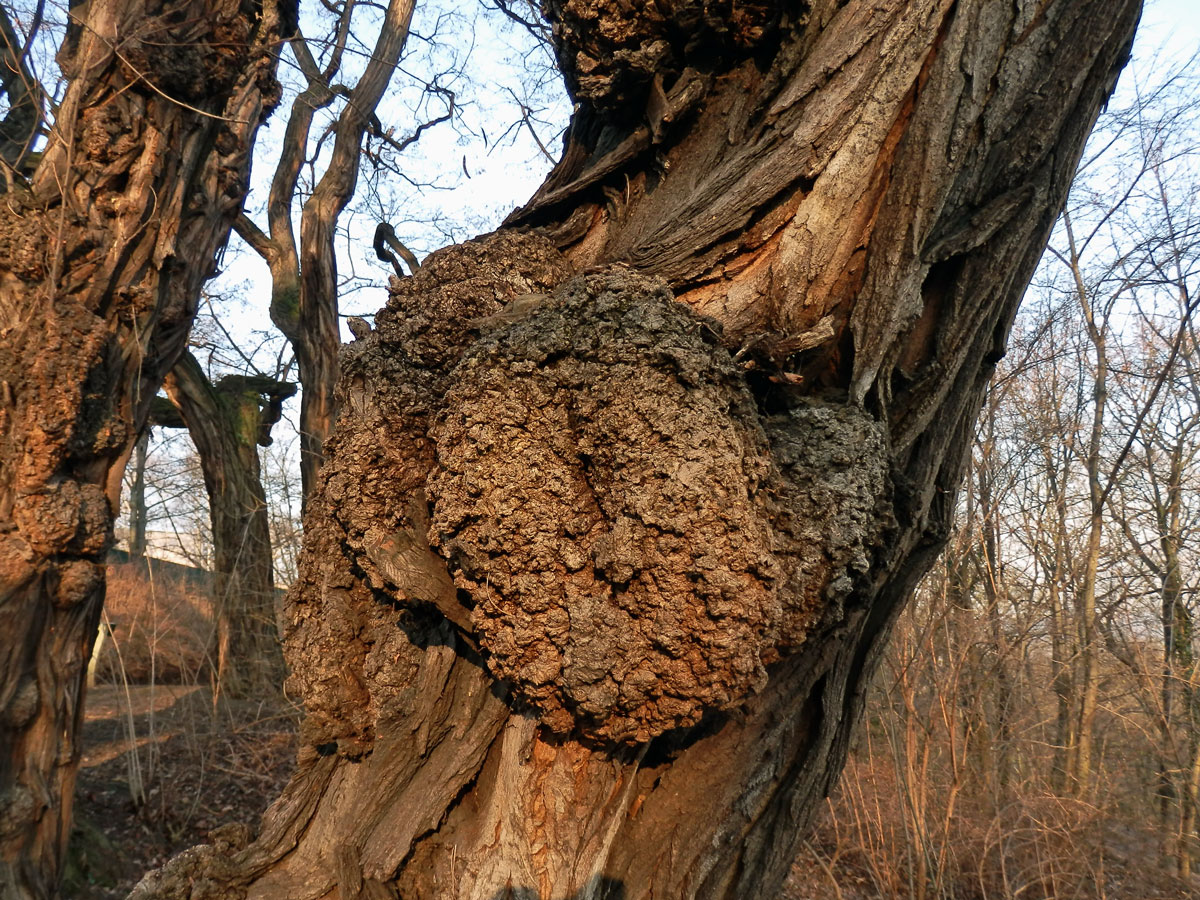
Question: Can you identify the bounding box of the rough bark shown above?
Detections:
[160,353,295,697]
[0,0,289,893]
[134,2,1141,899]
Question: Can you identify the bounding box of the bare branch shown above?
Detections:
[373,221,419,276]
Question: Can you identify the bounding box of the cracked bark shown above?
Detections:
[132,1,1141,899]
[0,0,289,894]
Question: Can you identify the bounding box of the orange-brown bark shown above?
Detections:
[0,0,288,893]
[133,2,1143,899]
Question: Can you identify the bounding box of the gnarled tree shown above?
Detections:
[134,1,1141,898]
[234,0,422,503]
[0,0,291,894]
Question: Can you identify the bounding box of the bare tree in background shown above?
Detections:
[799,58,1200,891]
[1097,81,1200,869]
[1042,61,1200,797]
[234,0,449,502]
[126,431,152,558]
[152,354,296,698]
[125,286,300,697]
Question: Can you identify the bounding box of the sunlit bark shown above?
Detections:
[0,0,289,892]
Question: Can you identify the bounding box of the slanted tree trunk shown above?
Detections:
[0,0,289,893]
[158,353,295,698]
[135,2,1141,898]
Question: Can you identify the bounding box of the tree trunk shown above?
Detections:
[160,353,295,698]
[1064,212,1106,797]
[0,0,289,893]
[0,4,42,175]
[1155,436,1197,875]
[975,399,1015,801]
[134,2,1141,898]
[128,430,151,558]
[1039,442,1075,792]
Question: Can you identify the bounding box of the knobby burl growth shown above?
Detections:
[431,271,778,743]
[288,231,890,749]
[544,0,794,112]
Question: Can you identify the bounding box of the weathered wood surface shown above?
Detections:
[0,0,290,893]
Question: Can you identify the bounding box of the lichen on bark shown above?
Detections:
[765,404,893,649]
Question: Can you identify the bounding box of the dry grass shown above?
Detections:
[95,561,216,684]
[789,764,1199,900]
[80,558,1200,899]
[68,559,297,898]
[785,595,1200,900]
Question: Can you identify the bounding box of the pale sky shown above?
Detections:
[1137,0,1199,64]
[214,0,1200,349]
[158,0,1200,549]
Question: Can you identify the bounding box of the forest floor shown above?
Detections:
[67,683,299,898]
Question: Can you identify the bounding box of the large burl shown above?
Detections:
[543,0,793,112]
[429,272,778,743]
[295,232,890,749]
